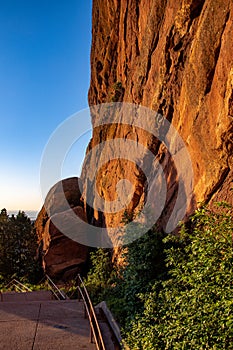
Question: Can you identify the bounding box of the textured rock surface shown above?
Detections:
[81,0,233,239]
[35,178,88,280]
[36,0,233,274]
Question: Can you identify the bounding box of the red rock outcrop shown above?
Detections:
[35,177,88,280]
[78,0,233,252]
[81,0,233,241]
[36,0,233,274]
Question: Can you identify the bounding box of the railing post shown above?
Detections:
[77,277,81,302]
[90,306,93,343]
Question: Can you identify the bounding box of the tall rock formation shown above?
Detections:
[81,0,233,239]
[36,0,233,276]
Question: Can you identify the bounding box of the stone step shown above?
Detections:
[0,299,95,350]
[0,290,54,302]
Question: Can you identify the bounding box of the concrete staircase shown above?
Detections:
[0,291,95,350]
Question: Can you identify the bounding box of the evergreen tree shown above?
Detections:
[0,209,41,282]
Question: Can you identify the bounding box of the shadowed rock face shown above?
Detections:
[35,178,88,280]
[81,0,233,238]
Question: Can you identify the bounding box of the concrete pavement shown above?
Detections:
[0,297,96,350]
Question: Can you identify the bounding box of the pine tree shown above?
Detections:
[0,209,41,282]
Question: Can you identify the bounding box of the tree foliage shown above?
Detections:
[125,204,233,349]
[83,204,233,349]
[84,248,114,304]
[85,214,166,325]
[0,209,41,282]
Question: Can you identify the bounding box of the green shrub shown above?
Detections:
[85,219,166,325]
[116,227,166,325]
[84,248,114,304]
[125,204,233,349]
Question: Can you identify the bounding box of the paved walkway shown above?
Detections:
[0,293,95,350]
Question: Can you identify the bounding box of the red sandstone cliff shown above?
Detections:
[81,0,233,236]
[36,0,233,276]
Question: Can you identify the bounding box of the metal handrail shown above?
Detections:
[77,274,106,350]
[45,274,68,300]
[4,279,32,292]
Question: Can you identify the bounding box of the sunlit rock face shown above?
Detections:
[36,0,233,274]
[81,0,233,241]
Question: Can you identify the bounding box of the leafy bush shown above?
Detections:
[124,204,233,349]
[115,228,166,325]
[85,221,166,325]
[84,248,114,304]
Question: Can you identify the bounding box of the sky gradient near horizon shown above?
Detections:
[0,0,92,212]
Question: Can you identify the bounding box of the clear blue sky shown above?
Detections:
[0,0,92,211]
